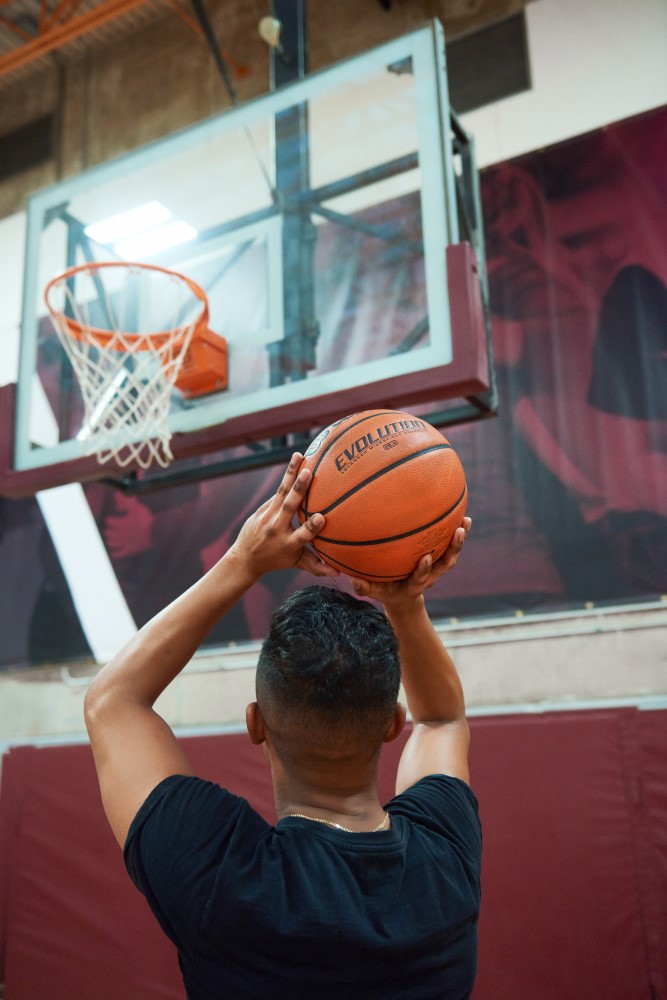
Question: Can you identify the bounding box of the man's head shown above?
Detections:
[249,586,403,767]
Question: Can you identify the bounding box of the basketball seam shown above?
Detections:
[307,443,453,518]
[313,483,466,547]
[309,549,411,580]
[303,410,400,513]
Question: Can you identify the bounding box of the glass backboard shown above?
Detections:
[7,21,492,493]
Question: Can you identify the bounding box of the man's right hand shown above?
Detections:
[350,517,473,793]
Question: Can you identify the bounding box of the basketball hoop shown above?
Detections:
[44,261,228,470]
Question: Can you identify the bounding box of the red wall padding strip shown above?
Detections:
[634,710,667,999]
[1,709,665,1000]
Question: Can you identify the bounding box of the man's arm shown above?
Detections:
[351,519,471,794]
[84,455,338,848]
[387,595,470,793]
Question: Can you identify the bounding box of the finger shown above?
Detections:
[297,550,340,577]
[410,553,433,582]
[397,554,430,595]
[431,528,466,577]
[254,496,273,517]
[451,523,469,549]
[351,578,389,600]
[270,453,304,510]
[460,516,472,538]
[278,465,313,519]
[290,511,325,543]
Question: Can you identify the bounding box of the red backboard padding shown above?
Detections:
[1,709,665,1000]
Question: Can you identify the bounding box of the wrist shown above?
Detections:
[383,594,427,623]
[221,545,262,589]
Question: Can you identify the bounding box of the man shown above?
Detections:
[85,454,480,999]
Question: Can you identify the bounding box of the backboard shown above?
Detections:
[3,21,494,496]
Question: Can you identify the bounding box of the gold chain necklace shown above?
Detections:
[286,812,390,833]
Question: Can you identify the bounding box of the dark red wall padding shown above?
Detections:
[1,709,665,1000]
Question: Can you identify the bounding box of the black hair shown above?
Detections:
[256,586,400,743]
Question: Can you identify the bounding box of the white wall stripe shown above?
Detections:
[36,483,137,663]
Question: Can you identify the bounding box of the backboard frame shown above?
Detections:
[2,21,496,498]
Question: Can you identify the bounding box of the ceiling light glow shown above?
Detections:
[114,221,198,259]
[84,201,171,245]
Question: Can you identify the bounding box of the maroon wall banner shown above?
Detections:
[1,709,666,999]
[1,105,666,668]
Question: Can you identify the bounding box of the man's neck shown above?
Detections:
[272,762,387,831]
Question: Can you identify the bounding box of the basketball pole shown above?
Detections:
[268,0,320,391]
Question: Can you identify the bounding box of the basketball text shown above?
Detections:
[334,419,426,472]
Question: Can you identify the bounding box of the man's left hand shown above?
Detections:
[229,453,340,581]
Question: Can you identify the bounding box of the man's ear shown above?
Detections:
[383,702,407,744]
[246,702,266,745]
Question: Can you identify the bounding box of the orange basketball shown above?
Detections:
[297,409,468,580]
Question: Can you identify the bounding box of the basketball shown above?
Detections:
[297,410,467,580]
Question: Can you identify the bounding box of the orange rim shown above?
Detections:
[44,260,210,350]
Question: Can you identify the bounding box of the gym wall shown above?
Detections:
[1,708,666,999]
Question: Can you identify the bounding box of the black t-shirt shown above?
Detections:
[124,773,482,1000]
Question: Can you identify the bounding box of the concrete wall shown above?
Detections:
[3,0,666,213]
[467,0,667,166]
[0,0,666,746]
[1,602,666,747]
[0,0,532,216]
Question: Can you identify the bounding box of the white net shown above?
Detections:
[45,263,205,469]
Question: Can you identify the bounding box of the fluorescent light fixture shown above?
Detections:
[114,221,198,259]
[84,201,171,244]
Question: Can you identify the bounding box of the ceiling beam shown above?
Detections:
[0,0,157,78]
